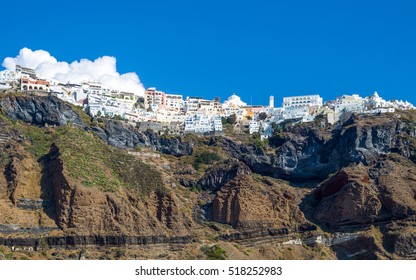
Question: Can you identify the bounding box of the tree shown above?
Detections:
[214,96,221,102]
[227,114,237,125]
[221,117,227,125]
[114,114,124,121]
[268,123,286,148]
[193,152,221,170]
[258,112,268,121]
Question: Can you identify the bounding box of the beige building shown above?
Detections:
[20,77,50,92]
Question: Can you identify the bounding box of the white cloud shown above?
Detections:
[2,48,57,70]
[2,48,145,96]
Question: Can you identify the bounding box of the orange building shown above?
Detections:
[244,105,265,119]
[20,77,50,92]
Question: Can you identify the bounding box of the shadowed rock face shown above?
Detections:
[385,229,416,259]
[198,159,252,191]
[0,235,193,247]
[95,120,193,157]
[0,94,86,128]
[215,114,416,181]
[332,235,381,260]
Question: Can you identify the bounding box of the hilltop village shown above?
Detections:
[1,65,415,139]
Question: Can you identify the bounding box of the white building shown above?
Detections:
[223,93,247,108]
[185,97,204,113]
[86,91,137,117]
[164,93,184,111]
[364,92,386,109]
[283,94,323,108]
[249,120,260,134]
[145,87,165,109]
[15,65,37,79]
[389,100,415,110]
[50,83,88,105]
[334,94,364,113]
[223,106,247,119]
[124,110,156,122]
[155,110,186,123]
[0,82,11,90]
[282,94,323,121]
[184,113,222,134]
[261,122,273,140]
[184,97,221,116]
[213,115,223,132]
[269,95,274,109]
[85,82,103,95]
[0,69,20,83]
[145,87,185,112]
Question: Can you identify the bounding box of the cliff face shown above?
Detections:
[215,113,416,181]
[1,93,416,259]
[198,159,252,191]
[311,155,416,230]
[211,175,307,229]
[46,143,193,236]
[94,120,193,156]
[0,94,192,156]
[0,94,87,128]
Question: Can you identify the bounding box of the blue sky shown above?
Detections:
[1,0,415,106]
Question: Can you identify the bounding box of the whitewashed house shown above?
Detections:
[334,94,364,113]
[282,94,323,121]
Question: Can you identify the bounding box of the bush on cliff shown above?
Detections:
[193,151,221,170]
[201,244,227,260]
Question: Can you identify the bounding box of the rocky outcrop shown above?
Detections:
[4,157,19,204]
[215,113,416,181]
[0,94,192,157]
[211,175,306,229]
[94,120,192,156]
[2,93,416,259]
[312,165,382,229]
[332,235,381,260]
[2,149,43,207]
[311,155,416,230]
[197,159,251,191]
[384,228,416,259]
[0,94,86,128]
[212,182,275,228]
[45,143,193,236]
[0,235,193,247]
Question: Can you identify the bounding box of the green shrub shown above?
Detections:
[193,152,221,169]
[226,114,237,125]
[0,150,10,166]
[115,248,126,259]
[201,244,227,260]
